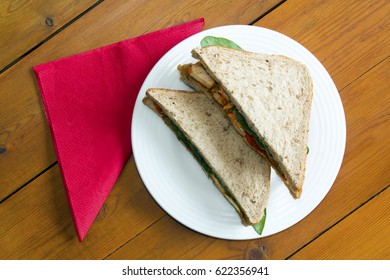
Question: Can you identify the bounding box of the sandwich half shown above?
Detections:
[143,88,270,228]
[178,46,313,199]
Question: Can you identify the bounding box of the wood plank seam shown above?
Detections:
[286,184,389,259]
[337,55,390,92]
[102,214,167,260]
[0,1,104,75]
[248,0,286,25]
[0,161,57,204]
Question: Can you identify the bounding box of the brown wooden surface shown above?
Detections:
[0,0,100,72]
[0,0,389,260]
[257,0,390,90]
[290,188,390,260]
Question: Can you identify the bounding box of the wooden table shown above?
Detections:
[0,0,389,260]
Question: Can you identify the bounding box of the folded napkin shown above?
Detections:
[34,18,205,241]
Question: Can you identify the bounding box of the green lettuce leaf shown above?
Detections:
[200,36,243,50]
[252,208,267,235]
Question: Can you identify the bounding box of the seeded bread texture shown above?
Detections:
[191,46,313,198]
[144,88,270,225]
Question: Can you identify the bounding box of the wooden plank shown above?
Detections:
[0,0,282,201]
[0,0,100,72]
[256,0,390,91]
[290,188,390,260]
[0,157,165,259]
[106,214,245,260]
[106,58,390,260]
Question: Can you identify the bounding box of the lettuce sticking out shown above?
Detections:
[252,209,267,235]
[201,36,243,50]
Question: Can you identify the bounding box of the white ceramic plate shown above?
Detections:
[132,25,346,240]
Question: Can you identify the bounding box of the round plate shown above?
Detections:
[131,25,346,240]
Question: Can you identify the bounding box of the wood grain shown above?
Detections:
[104,57,390,260]
[0,0,282,202]
[0,0,100,72]
[256,0,390,90]
[1,0,389,260]
[0,157,165,259]
[290,187,390,260]
[106,214,249,260]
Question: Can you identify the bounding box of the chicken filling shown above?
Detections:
[184,62,287,182]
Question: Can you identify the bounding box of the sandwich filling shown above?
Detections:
[144,97,264,227]
[179,63,288,185]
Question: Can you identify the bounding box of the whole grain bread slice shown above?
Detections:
[190,46,313,198]
[144,88,270,225]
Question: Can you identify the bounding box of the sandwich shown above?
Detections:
[143,88,270,233]
[178,46,313,199]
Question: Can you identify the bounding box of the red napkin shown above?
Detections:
[33,18,205,241]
